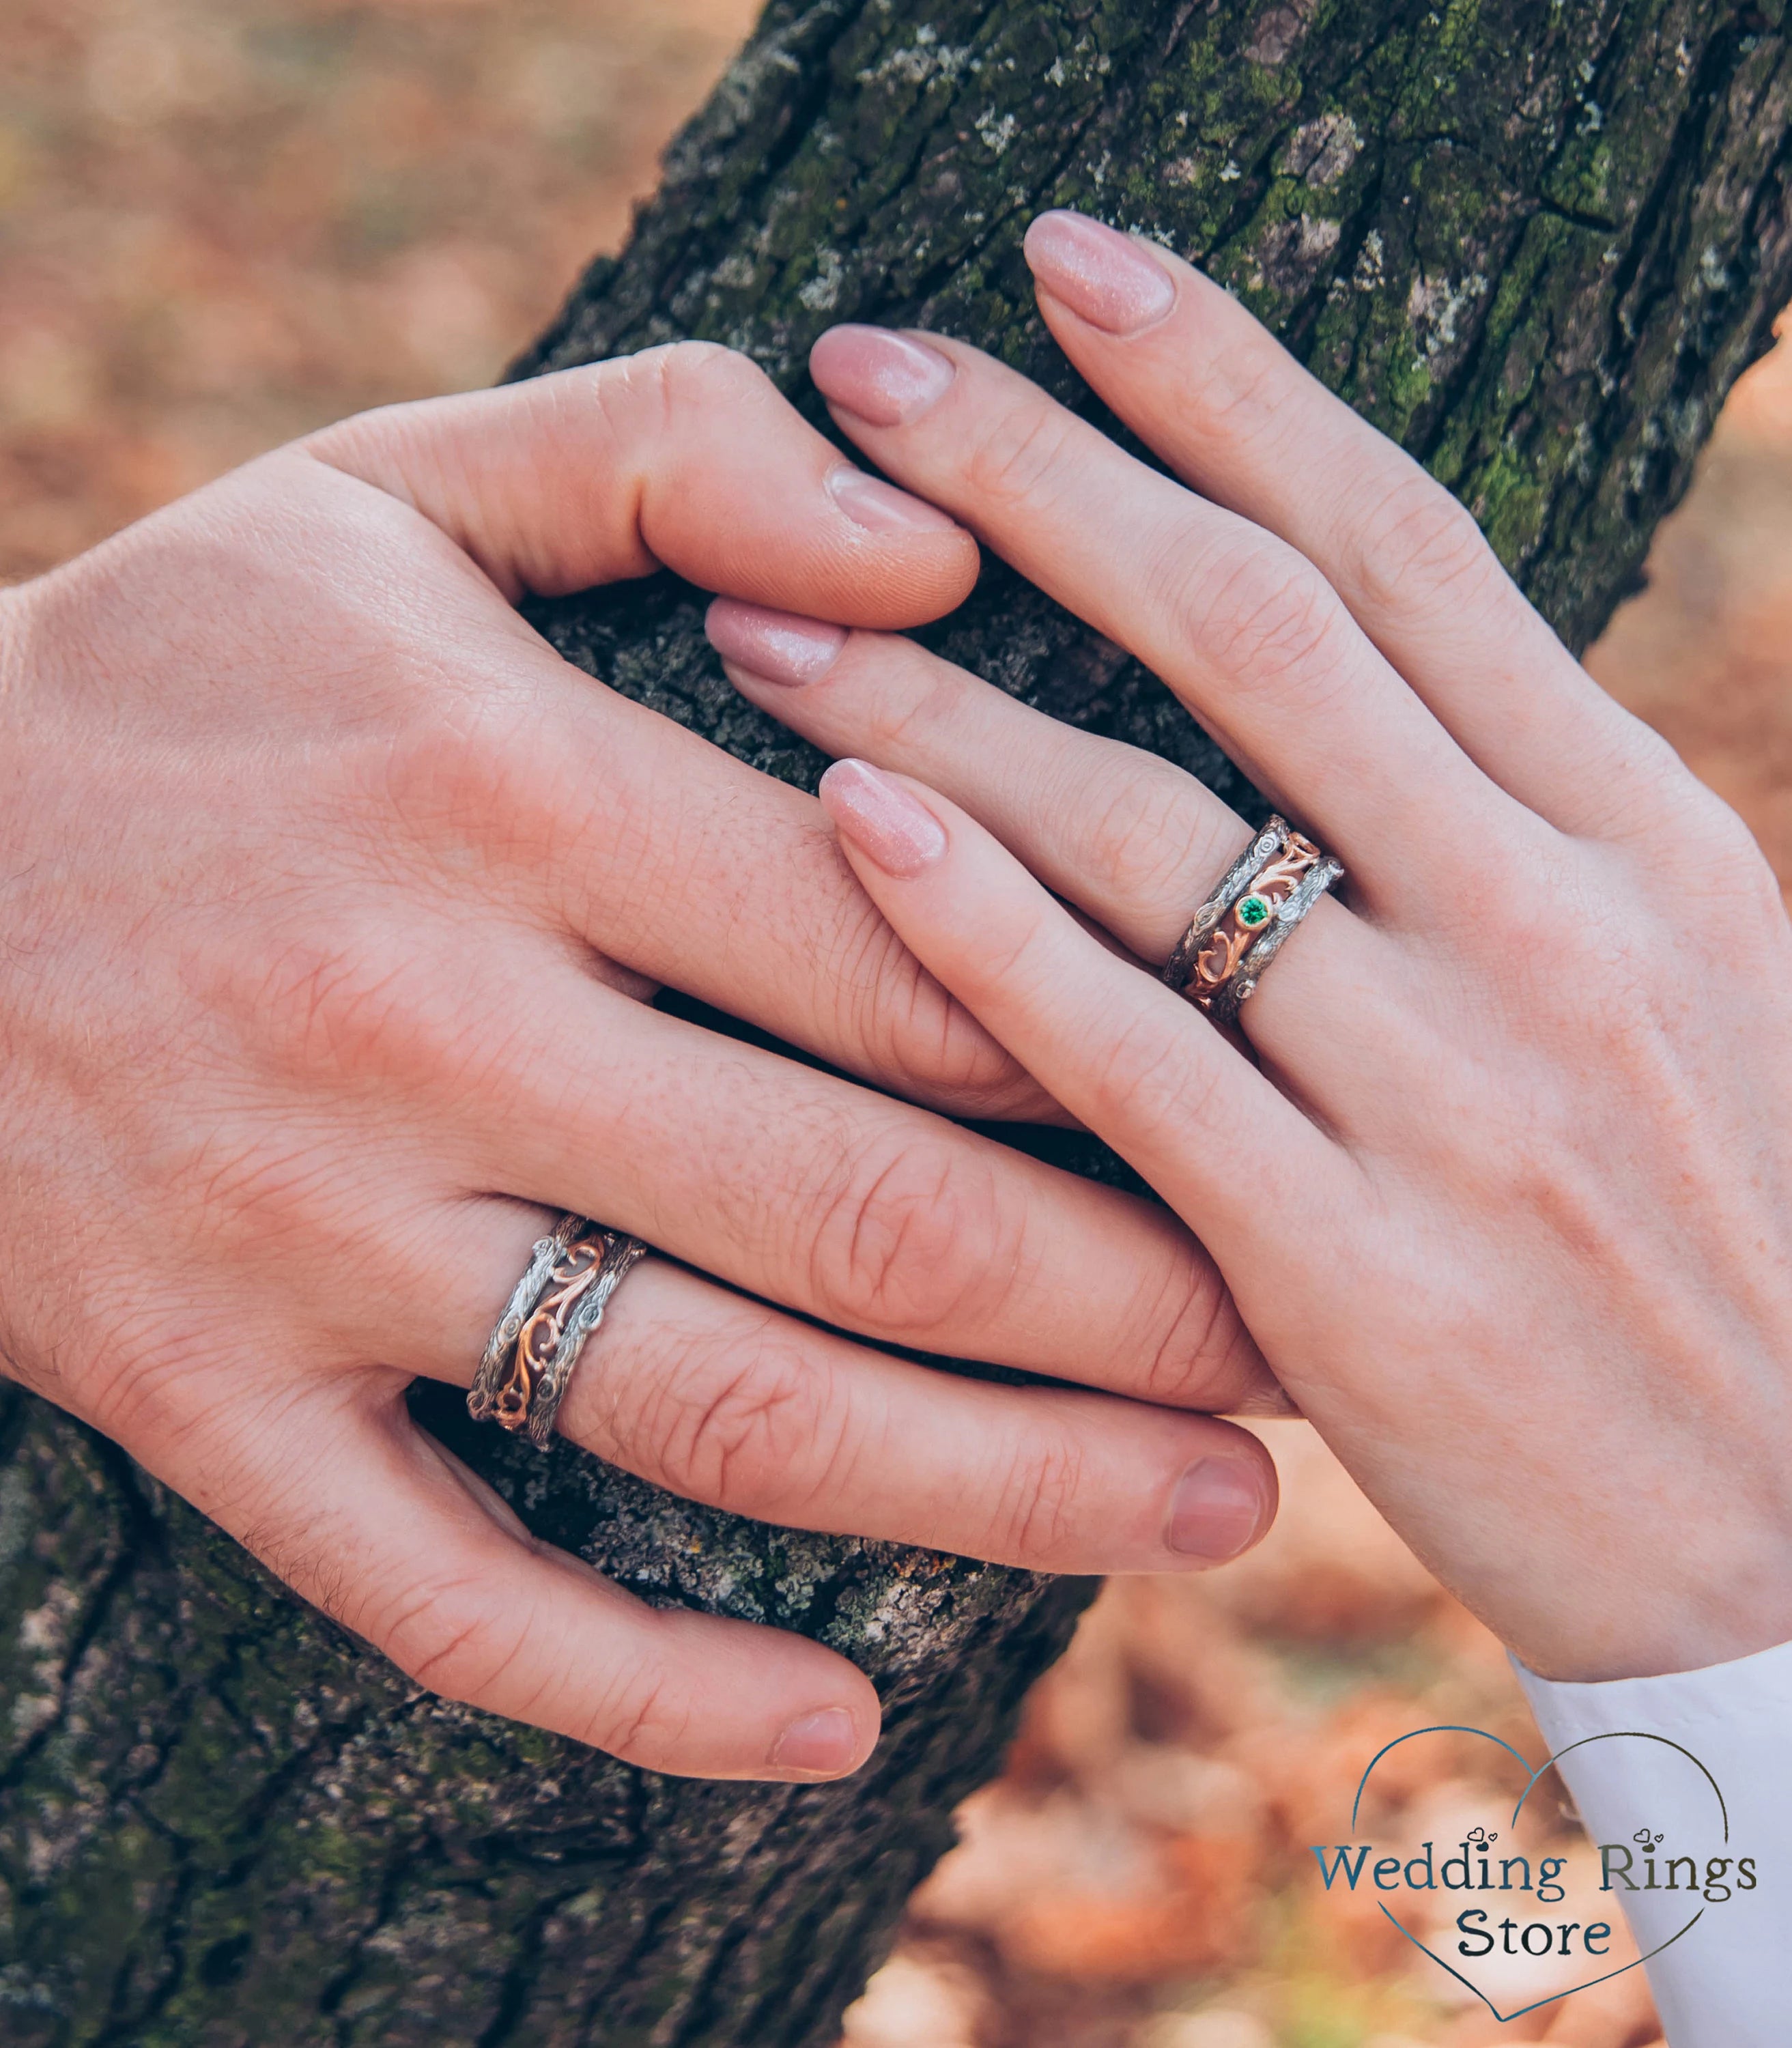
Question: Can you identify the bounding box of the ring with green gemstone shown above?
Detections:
[1161,815,1343,1023]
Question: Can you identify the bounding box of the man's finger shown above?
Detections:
[439,669,1059,1123]
[466,975,1266,1407]
[348,1210,1284,1560]
[300,342,980,623]
[211,1384,881,1780]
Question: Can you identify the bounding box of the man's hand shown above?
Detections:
[0,343,1279,1780]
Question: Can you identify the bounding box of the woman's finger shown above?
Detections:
[707,603,1425,1140]
[1019,212,1675,835]
[302,340,979,623]
[193,1382,881,1779]
[710,599,1251,961]
[807,325,1515,909]
[812,760,1349,1266]
[366,1207,1283,1568]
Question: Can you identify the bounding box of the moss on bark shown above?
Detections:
[3,3,1789,2044]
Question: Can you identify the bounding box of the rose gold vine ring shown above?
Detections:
[468,1215,649,1452]
[1161,815,1343,1028]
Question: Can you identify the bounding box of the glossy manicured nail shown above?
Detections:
[706,598,846,687]
[812,326,956,426]
[819,758,948,876]
[1166,1456,1268,1561]
[828,467,958,534]
[771,1706,859,1777]
[1025,210,1177,335]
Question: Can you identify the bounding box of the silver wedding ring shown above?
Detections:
[468,1214,648,1451]
[1162,815,1342,1028]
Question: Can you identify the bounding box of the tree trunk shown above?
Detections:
[3,3,1788,2043]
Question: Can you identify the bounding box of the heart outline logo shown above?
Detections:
[1346,1723,1729,2023]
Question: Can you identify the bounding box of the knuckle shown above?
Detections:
[1084,1009,1214,1136]
[1561,724,1690,840]
[964,895,1061,992]
[1670,778,1781,887]
[638,339,769,423]
[1130,1265,1253,1410]
[963,402,1079,513]
[859,646,976,756]
[1193,335,1304,457]
[580,1657,691,1767]
[1475,844,1658,1012]
[1722,829,1787,925]
[371,1573,530,1704]
[846,914,1040,1114]
[1350,469,1497,616]
[1482,1096,1604,1240]
[249,922,447,1093]
[629,1321,836,1513]
[1177,539,1350,701]
[1077,759,1226,918]
[902,999,1042,1116]
[807,1131,1015,1341]
[83,1323,227,1451]
[997,1434,1087,1564]
[156,1124,342,1267]
[358,1555,696,1769]
[382,688,524,816]
[381,694,597,890]
[1443,816,1578,943]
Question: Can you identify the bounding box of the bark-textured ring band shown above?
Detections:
[1161,815,1343,1028]
[468,1214,649,1452]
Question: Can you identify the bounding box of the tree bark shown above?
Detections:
[3,3,1789,2044]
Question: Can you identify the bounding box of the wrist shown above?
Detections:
[1507,1557,1792,1686]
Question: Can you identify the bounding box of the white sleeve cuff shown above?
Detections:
[1516,1637,1792,2045]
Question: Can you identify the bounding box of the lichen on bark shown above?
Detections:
[3,4,1789,2045]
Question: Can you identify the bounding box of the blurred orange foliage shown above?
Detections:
[0,0,760,580]
[1589,325,1792,893]
[5,5,1788,2045]
[847,1434,1666,2047]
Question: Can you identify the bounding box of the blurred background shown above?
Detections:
[4,5,1788,2045]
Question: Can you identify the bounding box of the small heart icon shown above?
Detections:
[1335,1723,1731,2023]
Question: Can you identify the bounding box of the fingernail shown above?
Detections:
[812,326,956,426]
[771,1706,859,1777]
[1024,210,1177,335]
[819,758,947,877]
[706,597,846,687]
[1166,1456,1268,1561]
[828,467,958,535]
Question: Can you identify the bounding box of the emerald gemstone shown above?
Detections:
[1236,892,1272,929]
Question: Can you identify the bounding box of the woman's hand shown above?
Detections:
[711,213,1792,1686]
[0,340,1285,1781]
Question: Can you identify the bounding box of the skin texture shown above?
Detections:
[7,10,1792,2040]
[0,341,1287,1785]
[716,213,1792,1687]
